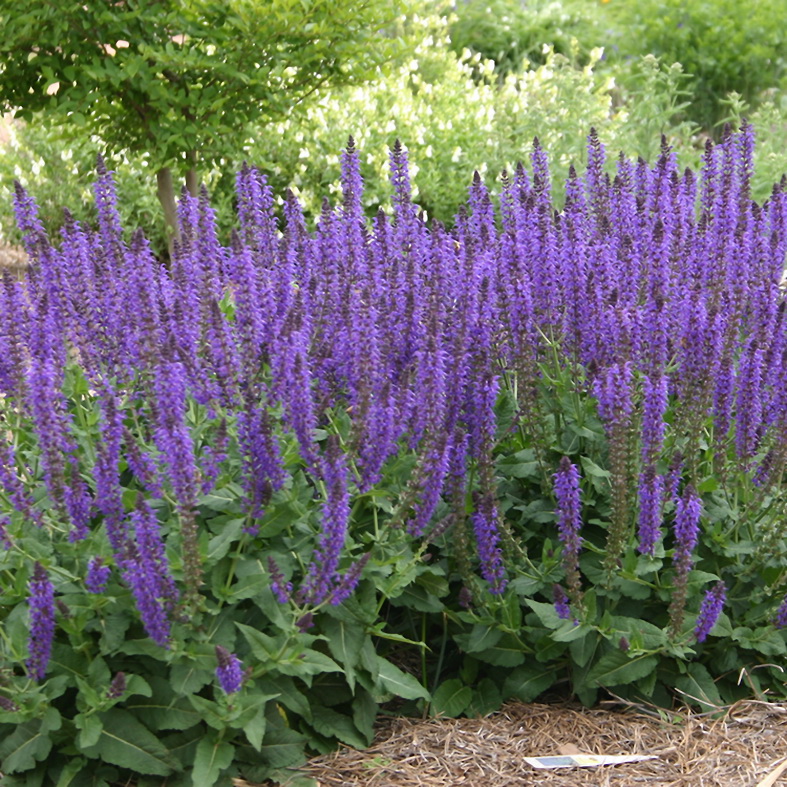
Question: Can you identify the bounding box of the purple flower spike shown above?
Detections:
[637,467,665,556]
[553,585,571,620]
[26,562,55,681]
[695,582,726,643]
[267,556,292,604]
[85,557,111,594]
[775,595,787,629]
[215,645,244,694]
[553,458,583,570]
[673,485,702,568]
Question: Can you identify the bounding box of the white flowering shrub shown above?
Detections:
[242,14,700,223]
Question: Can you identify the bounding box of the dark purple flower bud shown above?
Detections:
[215,646,244,694]
[695,582,726,643]
[107,671,126,699]
[0,696,19,712]
[85,557,111,594]
[267,556,292,604]
[0,516,11,549]
[26,562,55,681]
[296,612,315,632]
[458,586,473,609]
[619,636,630,652]
[775,595,787,629]
[553,584,571,620]
[666,452,684,502]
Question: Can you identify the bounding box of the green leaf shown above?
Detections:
[503,665,556,702]
[0,719,53,774]
[466,677,502,717]
[75,713,103,748]
[257,676,312,723]
[245,707,267,752]
[351,690,377,746]
[258,727,307,770]
[585,651,659,688]
[579,455,610,479]
[454,624,502,653]
[675,663,724,713]
[192,738,234,787]
[430,679,472,718]
[276,648,343,680]
[321,617,365,692]
[376,657,430,701]
[82,709,179,776]
[527,599,563,630]
[310,705,368,749]
[206,518,243,561]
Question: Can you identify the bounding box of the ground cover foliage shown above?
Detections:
[1,126,787,786]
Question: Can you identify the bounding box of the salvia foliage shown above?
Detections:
[1,125,787,785]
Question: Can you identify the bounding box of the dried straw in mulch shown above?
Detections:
[245,699,787,787]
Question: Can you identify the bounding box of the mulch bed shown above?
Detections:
[245,699,787,787]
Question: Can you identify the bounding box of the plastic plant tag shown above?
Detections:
[525,754,658,769]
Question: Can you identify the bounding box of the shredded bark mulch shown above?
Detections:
[243,699,787,787]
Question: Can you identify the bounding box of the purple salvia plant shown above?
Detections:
[695,581,726,643]
[331,552,372,606]
[85,557,111,594]
[300,436,352,605]
[775,595,787,629]
[215,646,244,694]
[734,338,764,465]
[593,361,635,579]
[26,562,55,681]
[637,466,665,556]
[267,557,292,604]
[553,584,572,621]
[668,485,703,638]
[553,457,584,608]
[237,398,286,526]
[119,499,178,647]
[0,516,10,549]
[0,435,43,528]
[0,272,30,400]
[107,671,126,699]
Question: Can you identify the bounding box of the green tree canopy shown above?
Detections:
[0,0,413,244]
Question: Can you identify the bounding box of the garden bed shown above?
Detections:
[249,700,787,787]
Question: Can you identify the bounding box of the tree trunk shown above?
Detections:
[156,166,179,260]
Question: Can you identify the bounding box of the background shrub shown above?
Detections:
[600,0,787,131]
